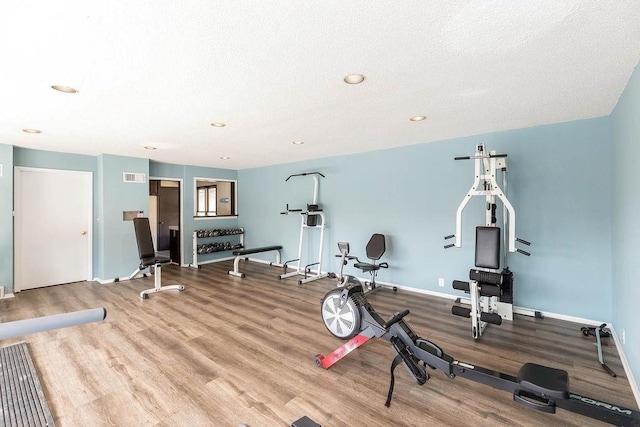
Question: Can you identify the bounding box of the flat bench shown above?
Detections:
[228,245,283,278]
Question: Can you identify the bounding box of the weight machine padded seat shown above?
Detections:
[134,218,171,267]
[517,363,569,400]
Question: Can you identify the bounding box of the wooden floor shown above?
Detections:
[0,260,637,426]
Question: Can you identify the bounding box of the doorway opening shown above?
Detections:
[149,179,181,264]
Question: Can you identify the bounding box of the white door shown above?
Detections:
[14,167,92,291]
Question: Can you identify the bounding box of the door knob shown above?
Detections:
[81,231,87,235]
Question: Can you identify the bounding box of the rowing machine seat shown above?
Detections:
[517,363,569,400]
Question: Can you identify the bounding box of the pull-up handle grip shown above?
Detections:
[516,238,531,246]
[285,172,326,181]
[454,153,507,161]
[517,249,531,256]
[384,310,410,329]
[444,244,455,249]
[444,234,455,240]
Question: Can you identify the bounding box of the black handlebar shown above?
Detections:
[444,234,455,240]
[384,309,410,329]
[454,153,507,161]
[517,249,531,256]
[516,238,531,246]
[444,244,455,249]
[285,172,326,181]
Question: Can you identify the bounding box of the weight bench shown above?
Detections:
[228,245,283,278]
[130,217,185,299]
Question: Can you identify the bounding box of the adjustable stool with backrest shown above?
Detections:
[130,217,185,299]
[451,226,513,339]
[352,233,389,292]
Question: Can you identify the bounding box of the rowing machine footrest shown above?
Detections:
[517,363,569,400]
[513,389,556,414]
[453,280,470,292]
[452,305,471,318]
[391,337,427,385]
[479,284,501,297]
[480,311,502,325]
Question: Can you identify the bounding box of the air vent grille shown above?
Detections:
[123,172,146,183]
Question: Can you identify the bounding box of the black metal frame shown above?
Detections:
[316,283,640,426]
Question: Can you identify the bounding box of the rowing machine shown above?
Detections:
[316,282,640,426]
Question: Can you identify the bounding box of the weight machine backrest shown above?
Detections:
[475,226,500,270]
[133,217,156,260]
[365,233,386,261]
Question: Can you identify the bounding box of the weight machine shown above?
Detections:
[315,282,640,426]
[279,172,328,285]
[444,143,531,338]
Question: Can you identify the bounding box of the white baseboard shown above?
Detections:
[94,272,148,284]
[0,293,15,299]
[609,326,640,408]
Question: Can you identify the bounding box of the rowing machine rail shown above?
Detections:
[316,283,640,426]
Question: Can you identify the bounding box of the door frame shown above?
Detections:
[14,167,93,291]
[150,176,183,265]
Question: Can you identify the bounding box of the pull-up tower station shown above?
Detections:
[279,172,328,285]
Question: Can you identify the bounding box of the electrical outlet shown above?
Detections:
[622,329,626,345]
[438,278,444,287]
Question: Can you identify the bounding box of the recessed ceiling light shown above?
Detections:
[410,116,427,121]
[51,85,78,94]
[211,122,226,127]
[220,156,230,160]
[344,74,366,84]
[292,141,304,145]
[144,146,156,150]
[22,128,42,134]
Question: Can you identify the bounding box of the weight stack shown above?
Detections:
[499,268,514,304]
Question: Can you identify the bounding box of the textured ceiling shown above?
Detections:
[2,1,640,170]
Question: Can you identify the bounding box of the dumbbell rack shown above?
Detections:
[189,228,244,269]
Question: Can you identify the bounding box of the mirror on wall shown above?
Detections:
[194,178,237,217]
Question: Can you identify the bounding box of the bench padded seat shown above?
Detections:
[233,245,282,256]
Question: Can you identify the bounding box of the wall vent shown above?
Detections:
[123,172,146,183]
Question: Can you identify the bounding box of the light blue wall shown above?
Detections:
[610,61,640,389]
[150,161,239,265]
[14,148,97,172]
[239,117,613,321]
[97,154,149,280]
[0,144,14,293]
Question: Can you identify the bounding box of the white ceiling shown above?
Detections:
[2,1,640,170]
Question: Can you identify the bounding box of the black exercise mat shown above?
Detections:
[0,342,55,426]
